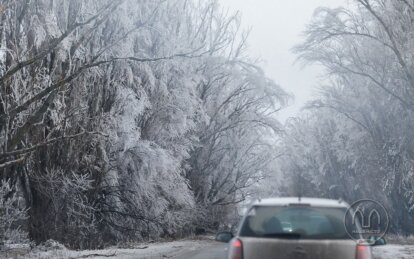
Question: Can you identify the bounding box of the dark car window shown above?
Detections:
[239,206,351,239]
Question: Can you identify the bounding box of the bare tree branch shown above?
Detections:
[0,156,26,169]
[1,131,107,159]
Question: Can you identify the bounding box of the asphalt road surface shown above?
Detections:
[178,242,228,259]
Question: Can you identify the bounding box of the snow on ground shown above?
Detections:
[3,239,216,259]
[373,245,414,259]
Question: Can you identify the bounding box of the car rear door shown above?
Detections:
[241,237,356,259]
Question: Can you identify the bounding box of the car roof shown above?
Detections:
[252,197,349,208]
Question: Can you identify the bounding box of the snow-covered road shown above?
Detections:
[176,243,227,259]
[9,240,414,258]
[373,244,414,259]
[15,239,223,259]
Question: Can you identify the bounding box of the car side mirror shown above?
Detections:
[215,231,233,243]
[368,236,386,246]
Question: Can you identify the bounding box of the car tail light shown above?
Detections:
[229,239,243,259]
[356,244,372,259]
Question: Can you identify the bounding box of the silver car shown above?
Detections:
[215,197,386,259]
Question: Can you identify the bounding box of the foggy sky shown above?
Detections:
[220,0,347,122]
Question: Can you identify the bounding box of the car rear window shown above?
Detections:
[239,205,350,239]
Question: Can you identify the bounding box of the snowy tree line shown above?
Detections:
[0,0,288,248]
[276,0,414,234]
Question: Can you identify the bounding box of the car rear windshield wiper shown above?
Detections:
[262,233,302,239]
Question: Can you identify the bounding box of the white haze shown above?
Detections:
[220,0,347,121]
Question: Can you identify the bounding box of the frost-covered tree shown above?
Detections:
[187,30,289,228]
[279,0,414,234]
[0,180,28,245]
[0,0,288,247]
